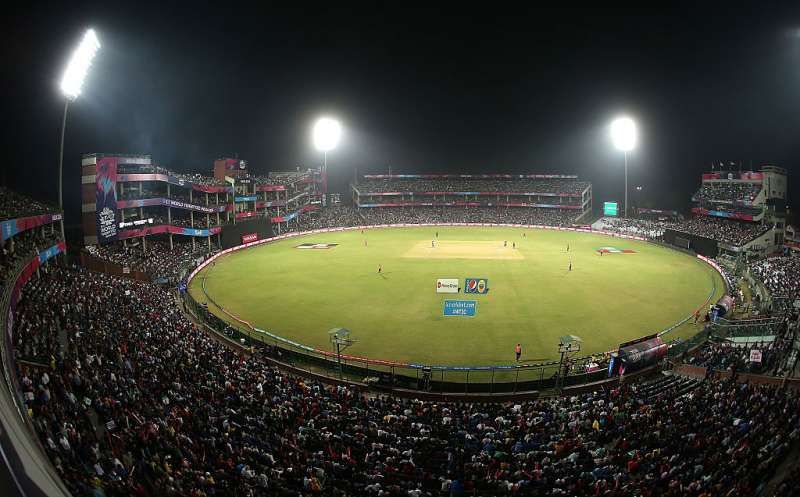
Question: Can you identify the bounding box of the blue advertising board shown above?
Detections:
[464,278,489,294]
[443,300,477,316]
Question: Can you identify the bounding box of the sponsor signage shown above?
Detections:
[118,218,154,228]
[596,246,636,254]
[295,243,338,249]
[163,198,217,213]
[1,213,64,242]
[443,300,477,317]
[436,278,459,293]
[464,278,489,294]
[242,233,258,244]
[96,157,120,243]
[749,349,762,363]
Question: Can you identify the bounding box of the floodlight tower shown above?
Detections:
[58,28,101,239]
[610,116,637,218]
[312,117,341,195]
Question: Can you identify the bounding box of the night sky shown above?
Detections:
[3,4,800,233]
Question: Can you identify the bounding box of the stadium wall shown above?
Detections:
[663,228,719,257]
[219,218,273,249]
[80,250,153,282]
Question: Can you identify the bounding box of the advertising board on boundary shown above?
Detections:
[436,278,459,293]
[443,300,477,316]
[464,278,489,294]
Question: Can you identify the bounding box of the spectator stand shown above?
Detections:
[0,244,71,497]
[10,263,800,497]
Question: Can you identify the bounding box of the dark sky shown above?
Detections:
[3,4,800,230]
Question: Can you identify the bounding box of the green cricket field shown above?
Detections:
[189,226,724,366]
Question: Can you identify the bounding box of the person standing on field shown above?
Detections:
[515,343,522,362]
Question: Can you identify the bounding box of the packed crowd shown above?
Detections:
[685,333,795,376]
[751,256,800,299]
[296,206,364,230]
[85,240,215,281]
[773,466,800,497]
[291,206,582,232]
[265,170,314,186]
[10,265,800,496]
[598,215,771,247]
[0,228,62,287]
[674,217,769,246]
[693,182,761,203]
[116,189,226,206]
[115,164,226,186]
[0,187,59,221]
[596,218,674,239]
[115,163,313,188]
[361,207,580,226]
[357,178,590,194]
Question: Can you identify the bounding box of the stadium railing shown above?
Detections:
[183,222,726,395]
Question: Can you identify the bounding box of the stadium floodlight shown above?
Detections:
[610,116,637,218]
[57,28,101,240]
[60,28,101,100]
[610,117,637,152]
[312,117,342,164]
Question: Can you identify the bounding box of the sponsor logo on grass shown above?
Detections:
[295,243,338,249]
[436,278,460,293]
[596,246,636,254]
[464,278,489,294]
[443,300,477,316]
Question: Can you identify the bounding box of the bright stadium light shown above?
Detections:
[312,117,342,155]
[610,116,637,152]
[57,28,101,240]
[60,28,101,100]
[610,116,637,218]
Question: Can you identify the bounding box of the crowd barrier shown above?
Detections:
[185,223,727,392]
[0,212,62,242]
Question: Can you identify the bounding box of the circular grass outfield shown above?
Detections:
[189,226,725,366]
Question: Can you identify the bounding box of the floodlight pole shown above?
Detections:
[624,151,628,219]
[57,98,71,241]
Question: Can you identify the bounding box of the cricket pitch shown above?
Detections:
[403,240,524,260]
